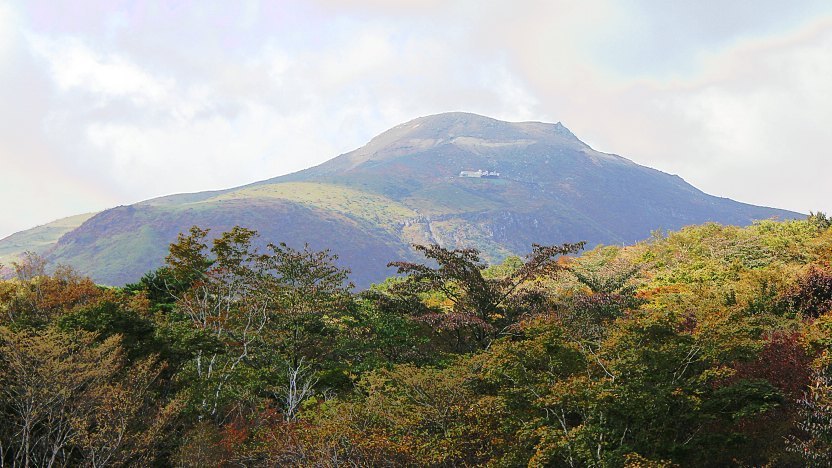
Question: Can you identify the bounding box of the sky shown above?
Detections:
[1,0,831,239]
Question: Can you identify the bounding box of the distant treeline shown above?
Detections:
[2,214,832,466]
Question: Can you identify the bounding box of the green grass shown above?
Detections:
[0,212,97,265]
[402,183,506,215]
[197,182,419,232]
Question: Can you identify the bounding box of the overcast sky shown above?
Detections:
[1,0,831,239]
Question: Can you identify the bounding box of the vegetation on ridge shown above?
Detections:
[2,215,832,466]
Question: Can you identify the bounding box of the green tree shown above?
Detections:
[382,242,584,350]
[163,226,352,421]
[788,361,832,465]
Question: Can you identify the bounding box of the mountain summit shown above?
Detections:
[0,112,801,286]
[278,112,593,177]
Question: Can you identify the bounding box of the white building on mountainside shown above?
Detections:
[459,169,500,178]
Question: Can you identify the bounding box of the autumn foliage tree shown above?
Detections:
[784,264,832,318]
[0,328,177,467]
[382,242,584,350]
[2,217,832,466]
[0,253,102,328]
[164,226,273,418]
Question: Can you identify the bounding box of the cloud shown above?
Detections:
[547,19,832,214]
[1,0,831,239]
[0,3,120,237]
[0,3,15,58]
[29,36,173,104]
[2,5,537,234]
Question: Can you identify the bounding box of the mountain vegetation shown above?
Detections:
[0,113,800,287]
[2,214,832,466]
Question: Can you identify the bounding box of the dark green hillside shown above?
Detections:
[0,112,800,286]
[49,199,407,287]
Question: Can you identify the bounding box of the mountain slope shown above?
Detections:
[0,112,801,286]
[0,213,95,266]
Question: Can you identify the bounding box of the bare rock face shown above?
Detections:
[0,112,801,287]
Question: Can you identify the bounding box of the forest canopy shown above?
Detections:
[2,216,832,466]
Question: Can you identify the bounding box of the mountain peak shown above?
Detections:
[408,111,502,128]
[390,112,582,142]
[320,112,590,172]
[378,112,508,141]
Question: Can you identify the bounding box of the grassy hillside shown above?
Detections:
[205,182,419,232]
[47,200,411,287]
[0,212,95,266]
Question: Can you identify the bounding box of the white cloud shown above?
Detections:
[2,0,832,239]
[4,11,543,218]
[29,36,173,105]
[0,3,15,60]
[570,20,832,214]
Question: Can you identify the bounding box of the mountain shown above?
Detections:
[0,213,95,266]
[0,112,802,287]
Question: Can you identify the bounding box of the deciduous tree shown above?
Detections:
[383,242,584,350]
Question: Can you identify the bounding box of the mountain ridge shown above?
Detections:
[0,112,802,286]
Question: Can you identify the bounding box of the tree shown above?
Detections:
[382,242,584,350]
[260,241,352,366]
[164,226,352,421]
[784,265,832,318]
[257,241,352,421]
[0,328,177,467]
[355,360,505,466]
[1,261,102,329]
[808,211,832,231]
[165,226,272,418]
[788,361,832,465]
[12,251,48,282]
[560,251,644,343]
